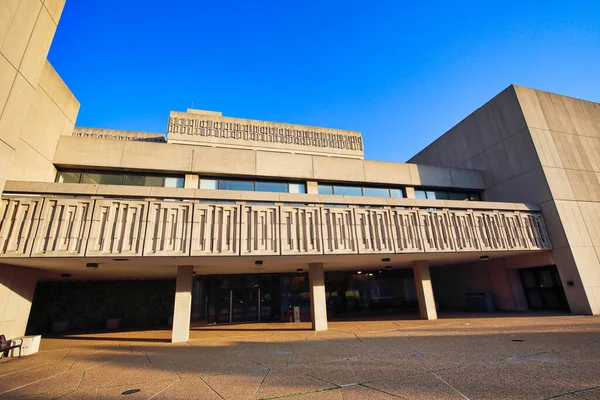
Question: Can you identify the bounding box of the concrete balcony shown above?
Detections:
[0,181,551,261]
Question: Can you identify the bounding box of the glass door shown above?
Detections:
[520,266,569,311]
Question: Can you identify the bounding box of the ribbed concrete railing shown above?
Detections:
[0,195,551,258]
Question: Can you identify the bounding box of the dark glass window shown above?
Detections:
[56,170,184,188]
[256,181,288,193]
[363,187,390,197]
[81,172,123,185]
[219,180,255,191]
[415,189,482,201]
[57,171,81,184]
[123,174,164,187]
[334,185,363,196]
[390,188,405,198]
[318,184,334,195]
[200,178,305,194]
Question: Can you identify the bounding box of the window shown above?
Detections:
[318,185,333,195]
[219,180,254,191]
[415,189,481,201]
[255,181,288,193]
[199,177,307,194]
[363,187,391,197]
[56,170,184,188]
[333,185,363,196]
[317,184,405,198]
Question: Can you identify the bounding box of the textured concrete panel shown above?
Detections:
[389,208,423,253]
[191,203,240,256]
[321,207,357,254]
[419,210,456,252]
[240,205,279,256]
[0,196,43,257]
[354,208,395,254]
[87,199,148,257]
[144,201,192,257]
[31,198,93,257]
[280,205,323,255]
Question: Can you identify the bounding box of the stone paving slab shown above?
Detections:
[0,314,599,399]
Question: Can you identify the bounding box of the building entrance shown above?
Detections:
[519,266,569,311]
[205,274,282,324]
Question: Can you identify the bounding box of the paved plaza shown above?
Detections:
[0,314,599,399]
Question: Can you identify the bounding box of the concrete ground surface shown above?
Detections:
[0,314,599,400]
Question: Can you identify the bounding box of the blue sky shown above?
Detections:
[48,1,600,162]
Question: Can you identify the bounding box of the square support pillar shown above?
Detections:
[309,263,328,331]
[172,266,194,343]
[412,260,437,320]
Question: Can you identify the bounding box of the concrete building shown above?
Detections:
[0,1,597,345]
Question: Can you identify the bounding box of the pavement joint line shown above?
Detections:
[541,384,600,399]
[256,386,340,400]
[252,362,272,399]
[146,378,181,400]
[359,382,406,398]
[432,372,470,400]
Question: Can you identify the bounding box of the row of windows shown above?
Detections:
[318,184,405,198]
[55,170,481,201]
[415,189,481,201]
[199,178,306,194]
[57,170,185,188]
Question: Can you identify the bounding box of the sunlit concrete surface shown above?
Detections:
[1,314,599,399]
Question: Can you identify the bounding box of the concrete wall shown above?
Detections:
[7,60,79,182]
[515,86,600,315]
[410,84,600,315]
[53,136,485,190]
[0,0,71,193]
[0,264,37,338]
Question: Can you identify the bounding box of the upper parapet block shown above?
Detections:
[167,110,364,159]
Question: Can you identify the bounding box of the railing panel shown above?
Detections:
[521,212,552,250]
[473,211,507,251]
[31,198,93,257]
[86,200,147,256]
[390,208,424,253]
[448,210,480,252]
[419,210,456,252]
[321,207,357,254]
[281,206,323,255]
[143,201,192,256]
[241,205,279,256]
[0,197,44,257]
[499,212,529,251]
[355,208,395,254]
[191,203,240,256]
[0,195,554,259]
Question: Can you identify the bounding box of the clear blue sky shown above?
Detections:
[48,1,600,162]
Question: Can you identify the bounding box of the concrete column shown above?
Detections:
[412,260,437,320]
[306,181,319,194]
[184,174,199,189]
[308,263,328,331]
[172,266,194,343]
[0,265,37,338]
[405,187,416,199]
